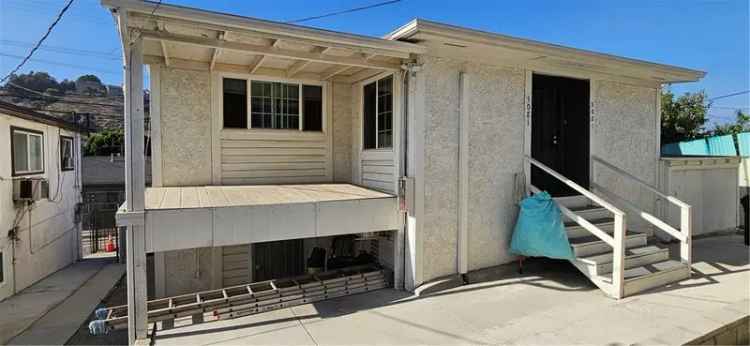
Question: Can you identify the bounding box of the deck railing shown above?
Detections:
[524,156,628,298]
[591,156,692,272]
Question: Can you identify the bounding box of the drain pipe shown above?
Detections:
[457,71,469,284]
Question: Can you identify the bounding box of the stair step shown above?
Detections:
[598,260,690,296]
[576,245,669,275]
[565,218,615,239]
[554,195,589,209]
[562,205,611,223]
[570,233,647,257]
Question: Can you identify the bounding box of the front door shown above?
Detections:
[531,74,590,197]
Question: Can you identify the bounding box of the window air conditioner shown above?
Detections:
[13,178,49,202]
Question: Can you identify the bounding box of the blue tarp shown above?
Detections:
[707,135,737,156]
[661,133,747,157]
[510,191,574,260]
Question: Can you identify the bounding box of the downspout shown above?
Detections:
[457,72,469,283]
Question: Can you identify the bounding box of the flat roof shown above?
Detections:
[145,184,394,210]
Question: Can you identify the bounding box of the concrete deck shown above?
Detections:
[0,258,125,345]
[151,234,749,345]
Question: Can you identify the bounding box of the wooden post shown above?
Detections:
[124,32,148,343]
[680,205,692,276]
[457,71,469,275]
[612,212,626,299]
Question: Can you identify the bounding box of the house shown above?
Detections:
[0,100,83,302]
[101,0,705,342]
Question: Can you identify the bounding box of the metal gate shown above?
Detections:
[80,188,124,258]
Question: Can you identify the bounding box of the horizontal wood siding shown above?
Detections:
[220,130,331,185]
[222,245,250,287]
[361,150,395,193]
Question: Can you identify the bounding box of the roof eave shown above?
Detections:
[387,18,706,83]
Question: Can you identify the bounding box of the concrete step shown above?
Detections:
[598,259,690,297]
[554,195,589,209]
[563,205,611,223]
[575,245,669,276]
[565,218,615,239]
[570,232,647,257]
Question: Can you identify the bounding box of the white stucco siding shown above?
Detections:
[159,67,212,186]
[420,56,461,281]
[465,65,526,270]
[162,247,216,296]
[332,81,353,183]
[0,113,81,301]
[592,80,659,232]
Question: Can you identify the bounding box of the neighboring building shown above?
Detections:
[102,1,705,341]
[0,101,83,302]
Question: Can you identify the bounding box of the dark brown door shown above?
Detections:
[252,239,305,282]
[531,74,590,197]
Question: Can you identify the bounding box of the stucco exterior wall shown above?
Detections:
[418,56,527,282]
[159,67,212,186]
[332,81,353,182]
[592,80,659,232]
[0,113,82,301]
[162,247,216,296]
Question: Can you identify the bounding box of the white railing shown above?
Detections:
[591,156,692,271]
[524,156,628,298]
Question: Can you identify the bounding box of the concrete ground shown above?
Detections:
[0,258,124,345]
[148,234,749,345]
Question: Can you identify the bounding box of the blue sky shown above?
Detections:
[1,0,748,124]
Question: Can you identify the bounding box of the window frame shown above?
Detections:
[361,73,394,151]
[60,135,75,171]
[219,72,327,133]
[10,126,45,177]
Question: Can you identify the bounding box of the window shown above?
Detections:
[363,75,393,149]
[60,136,74,171]
[222,77,323,131]
[12,127,44,176]
[223,78,247,128]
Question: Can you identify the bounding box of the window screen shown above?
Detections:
[61,136,74,171]
[251,81,300,129]
[362,75,393,149]
[223,78,247,128]
[302,85,322,131]
[12,128,44,175]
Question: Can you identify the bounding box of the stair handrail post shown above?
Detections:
[680,204,692,275]
[612,211,627,299]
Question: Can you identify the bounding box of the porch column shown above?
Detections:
[404,65,425,291]
[123,31,148,343]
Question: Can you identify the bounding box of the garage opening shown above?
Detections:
[221,232,396,286]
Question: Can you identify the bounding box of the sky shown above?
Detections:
[0,0,748,125]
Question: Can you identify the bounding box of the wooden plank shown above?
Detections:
[222,169,327,179]
[220,139,327,148]
[220,130,326,141]
[180,187,201,208]
[222,162,327,172]
[160,188,182,209]
[362,172,392,183]
[222,147,328,156]
[362,165,394,174]
[221,154,326,164]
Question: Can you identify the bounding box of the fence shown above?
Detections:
[81,188,124,258]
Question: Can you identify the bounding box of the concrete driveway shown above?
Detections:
[151,234,749,345]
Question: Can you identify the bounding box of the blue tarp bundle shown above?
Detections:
[661,132,747,157]
[510,191,574,260]
[737,132,750,157]
[707,135,737,156]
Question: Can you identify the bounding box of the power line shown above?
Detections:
[286,0,401,24]
[1,39,121,60]
[4,82,122,107]
[0,52,120,75]
[709,90,750,101]
[0,0,75,83]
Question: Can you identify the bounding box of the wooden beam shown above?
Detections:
[139,30,401,71]
[157,21,170,66]
[249,39,277,74]
[321,65,351,80]
[286,46,329,77]
[143,55,325,80]
[210,31,225,71]
[345,68,384,83]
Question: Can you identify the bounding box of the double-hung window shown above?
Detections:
[363,75,393,150]
[223,77,323,131]
[12,127,44,176]
[60,136,74,171]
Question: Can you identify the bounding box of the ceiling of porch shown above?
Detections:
[120,7,424,84]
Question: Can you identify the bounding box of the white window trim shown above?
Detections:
[360,72,395,151]
[218,72,328,133]
[12,128,45,176]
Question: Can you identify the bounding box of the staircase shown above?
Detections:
[524,156,693,299]
[559,200,691,297]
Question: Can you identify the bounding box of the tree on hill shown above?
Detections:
[77,74,102,84]
[660,90,709,145]
[3,71,60,93]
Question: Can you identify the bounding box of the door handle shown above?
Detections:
[552,135,558,145]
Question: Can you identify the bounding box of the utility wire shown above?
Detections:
[4,83,122,108]
[709,90,750,102]
[286,0,401,24]
[0,0,75,83]
[1,39,121,60]
[0,52,120,75]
